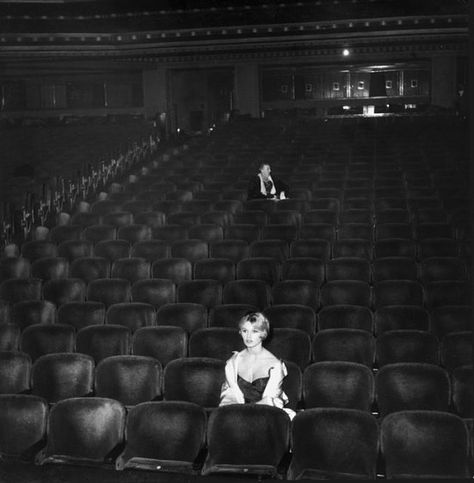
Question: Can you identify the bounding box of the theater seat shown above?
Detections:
[36,397,126,467]
[57,301,106,330]
[131,240,169,262]
[20,324,75,361]
[374,305,430,334]
[20,240,58,262]
[156,302,207,334]
[194,258,235,283]
[375,362,450,417]
[0,278,43,304]
[320,280,372,308]
[288,408,378,480]
[376,330,439,367]
[132,326,188,367]
[290,239,331,260]
[209,239,250,263]
[265,328,312,370]
[263,304,316,336]
[106,302,156,331]
[0,257,31,282]
[431,305,472,338]
[87,278,131,307]
[440,331,472,371]
[373,280,424,308]
[250,239,289,262]
[223,280,271,310]
[189,327,243,360]
[272,280,320,310]
[94,355,162,407]
[93,239,130,261]
[380,410,470,478]
[318,305,373,332]
[131,279,176,308]
[202,404,290,478]
[208,303,257,328]
[115,401,207,473]
[0,394,48,462]
[303,361,375,411]
[70,257,110,283]
[76,324,131,363]
[11,300,56,330]
[0,351,31,394]
[31,353,95,403]
[451,365,473,418]
[163,357,225,409]
[312,328,375,367]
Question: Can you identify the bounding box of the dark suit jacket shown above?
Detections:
[247,176,289,200]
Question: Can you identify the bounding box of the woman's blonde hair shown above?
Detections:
[238,312,270,340]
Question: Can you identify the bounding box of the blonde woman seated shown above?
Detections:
[219,312,295,419]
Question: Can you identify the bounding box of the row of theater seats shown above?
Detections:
[1,298,470,336]
[13,217,468,245]
[0,395,472,479]
[6,234,470,262]
[1,253,469,285]
[0,270,470,306]
[0,321,470,372]
[0,277,470,317]
[0,351,472,419]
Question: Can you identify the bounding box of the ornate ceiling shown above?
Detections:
[0,0,468,64]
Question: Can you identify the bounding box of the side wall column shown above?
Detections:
[431,55,457,109]
[234,63,260,118]
[142,67,168,119]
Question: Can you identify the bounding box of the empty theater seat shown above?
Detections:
[320,280,372,308]
[105,302,156,331]
[57,301,106,330]
[375,363,450,417]
[208,303,257,328]
[0,351,31,394]
[272,280,320,310]
[131,279,176,307]
[115,401,207,473]
[31,353,95,403]
[94,355,162,406]
[201,404,290,478]
[132,326,188,367]
[376,330,439,367]
[189,327,243,360]
[0,257,31,282]
[318,305,373,332]
[288,408,378,480]
[20,324,75,361]
[0,278,43,304]
[163,357,225,409]
[223,279,271,310]
[11,300,56,330]
[312,328,375,367]
[263,304,316,335]
[76,324,131,363]
[380,410,470,478]
[36,397,126,467]
[303,361,375,412]
[0,394,48,462]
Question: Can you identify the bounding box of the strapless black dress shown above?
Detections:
[237,375,270,403]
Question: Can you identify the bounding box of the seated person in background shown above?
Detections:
[219,312,295,419]
[247,162,289,200]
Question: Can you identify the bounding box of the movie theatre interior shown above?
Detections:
[0,0,471,481]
